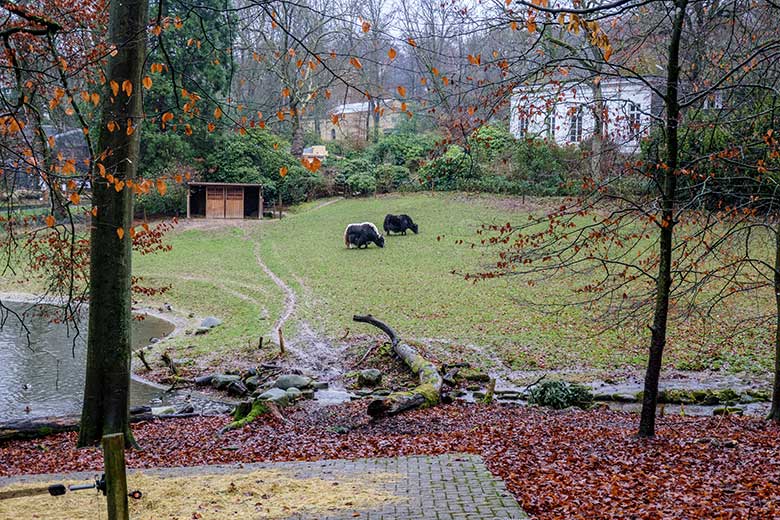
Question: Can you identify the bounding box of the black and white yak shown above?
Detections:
[383,214,419,235]
[344,222,385,248]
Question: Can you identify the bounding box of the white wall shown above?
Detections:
[510,79,655,154]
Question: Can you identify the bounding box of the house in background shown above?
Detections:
[510,78,664,154]
[302,145,329,161]
[309,100,404,141]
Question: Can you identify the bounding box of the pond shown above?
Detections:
[0,302,175,422]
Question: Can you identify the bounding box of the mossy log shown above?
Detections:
[353,314,442,417]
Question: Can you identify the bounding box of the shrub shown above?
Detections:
[367,132,437,169]
[346,172,376,195]
[469,125,515,163]
[419,145,476,190]
[528,380,594,410]
[135,181,187,217]
[374,164,411,193]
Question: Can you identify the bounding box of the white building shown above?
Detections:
[509,78,663,154]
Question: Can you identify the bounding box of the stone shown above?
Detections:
[357,369,383,387]
[372,388,392,396]
[129,405,151,415]
[473,391,486,399]
[355,389,374,397]
[313,381,328,390]
[244,376,261,391]
[151,406,176,416]
[611,393,638,403]
[227,380,249,397]
[257,387,290,406]
[211,374,241,390]
[175,404,195,414]
[273,374,313,390]
[286,387,302,401]
[301,389,315,399]
[713,406,744,416]
[498,392,521,400]
[460,369,491,383]
[200,316,222,329]
[466,384,481,392]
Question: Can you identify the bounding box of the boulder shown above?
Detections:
[713,406,744,416]
[200,316,222,329]
[211,374,241,390]
[357,369,383,387]
[273,374,313,390]
[313,381,329,390]
[301,389,315,400]
[151,406,176,416]
[286,387,302,401]
[257,388,290,407]
[244,376,261,391]
[227,380,249,397]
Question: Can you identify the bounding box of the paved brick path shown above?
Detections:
[0,453,528,519]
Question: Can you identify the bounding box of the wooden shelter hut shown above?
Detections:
[187,182,263,219]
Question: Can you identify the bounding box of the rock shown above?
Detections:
[273,374,313,390]
[713,406,744,416]
[244,376,261,391]
[175,404,195,414]
[301,389,315,400]
[473,391,486,399]
[232,400,253,420]
[498,392,521,400]
[286,387,302,401]
[227,380,249,397]
[257,388,290,407]
[130,405,151,415]
[460,369,491,383]
[372,388,392,396]
[194,375,214,386]
[313,381,328,390]
[611,393,638,403]
[151,406,176,416]
[466,384,481,392]
[200,316,222,329]
[355,389,373,397]
[357,369,383,387]
[211,374,241,390]
[195,327,210,335]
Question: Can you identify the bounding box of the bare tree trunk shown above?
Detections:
[590,79,604,178]
[769,221,780,422]
[638,0,687,438]
[78,0,149,448]
[290,100,304,157]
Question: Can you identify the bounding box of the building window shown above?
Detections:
[546,108,556,140]
[628,102,641,140]
[330,128,336,140]
[518,115,529,136]
[568,106,583,143]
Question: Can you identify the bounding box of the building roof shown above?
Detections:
[188,181,263,187]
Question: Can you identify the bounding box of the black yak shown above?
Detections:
[344,222,385,248]
[383,214,419,235]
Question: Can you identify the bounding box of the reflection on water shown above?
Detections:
[0,302,175,422]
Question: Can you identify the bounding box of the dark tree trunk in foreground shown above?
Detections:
[78,0,149,448]
[769,222,780,422]
[638,0,687,438]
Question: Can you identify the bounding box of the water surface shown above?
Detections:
[0,302,174,422]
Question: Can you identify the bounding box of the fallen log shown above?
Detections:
[353,314,442,417]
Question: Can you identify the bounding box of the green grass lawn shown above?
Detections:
[3,192,774,374]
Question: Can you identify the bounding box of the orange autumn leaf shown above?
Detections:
[126,119,134,135]
[91,207,98,217]
[397,85,406,97]
[184,124,192,136]
[302,157,322,172]
[273,142,280,150]
[45,215,56,227]
[279,166,288,177]
[510,20,518,31]
[91,92,100,106]
[107,121,116,132]
[350,57,363,69]
[156,178,167,195]
[282,87,290,97]
[69,192,80,205]
[142,76,152,89]
[325,90,332,99]
[110,80,119,96]
[400,102,407,111]
[331,114,340,125]
[214,106,222,119]
[277,111,285,121]
[122,79,133,96]
[361,21,371,33]
[527,17,537,33]
[407,37,417,47]
[388,48,397,61]
[116,227,124,240]
[208,122,216,132]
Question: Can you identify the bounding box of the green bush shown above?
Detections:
[367,132,437,169]
[469,125,515,164]
[419,145,476,190]
[374,164,411,193]
[528,380,593,410]
[135,181,187,217]
[346,172,376,195]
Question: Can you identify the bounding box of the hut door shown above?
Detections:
[225,187,244,218]
[206,186,225,218]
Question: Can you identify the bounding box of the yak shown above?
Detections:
[383,214,419,235]
[344,222,385,248]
